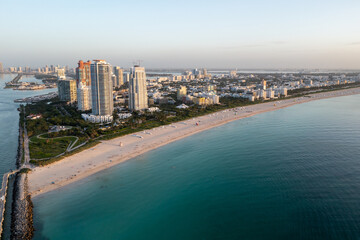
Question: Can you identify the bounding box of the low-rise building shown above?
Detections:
[177,86,187,100]
[81,114,113,123]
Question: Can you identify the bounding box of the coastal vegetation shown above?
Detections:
[19,168,31,174]
[29,135,78,159]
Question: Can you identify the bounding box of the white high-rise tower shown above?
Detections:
[91,60,113,116]
[129,65,148,111]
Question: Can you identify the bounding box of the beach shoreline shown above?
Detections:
[28,87,360,198]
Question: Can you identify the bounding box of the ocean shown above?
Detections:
[32,93,360,240]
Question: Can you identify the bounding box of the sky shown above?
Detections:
[1,0,360,69]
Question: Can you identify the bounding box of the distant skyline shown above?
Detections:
[1,0,360,69]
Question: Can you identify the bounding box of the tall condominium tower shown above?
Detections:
[58,79,77,103]
[113,66,124,87]
[0,63,3,73]
[76,60,91,87]
[129,65,148,111]
[77,82,92,111]
[91,60,113,116]
[76,60,92,111]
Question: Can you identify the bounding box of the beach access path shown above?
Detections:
[28,87,360,197]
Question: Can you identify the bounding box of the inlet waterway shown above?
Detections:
[0,73,54,238]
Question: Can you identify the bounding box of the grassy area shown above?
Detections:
[30,140,100,166]
[29,135,77,159]
[72,136,88,148]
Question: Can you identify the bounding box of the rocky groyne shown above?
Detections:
[10,173,34,240]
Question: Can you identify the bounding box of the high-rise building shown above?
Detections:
[76,60,91,87]
[266,89,274,99]
[111,75,117,88]
[261,79,267,90]
[113,66,124,87]
[177,86,187,100]
[203,68,208,76]
[91,60,113,116]
[129,66,148,111]
[123,73,130,83]
[0,63,3,73]
[56,68,66,80]
[77,82,92,111]
[58,79,77,103]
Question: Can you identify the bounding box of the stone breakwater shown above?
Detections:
[16,122,23,168]
[11,173,34,240]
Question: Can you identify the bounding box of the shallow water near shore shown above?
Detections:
[33,94,360,240]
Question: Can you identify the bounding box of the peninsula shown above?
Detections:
[28,87,360,197]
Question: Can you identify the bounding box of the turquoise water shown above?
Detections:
[33,94,360,240]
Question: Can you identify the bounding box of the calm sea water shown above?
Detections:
[33,94,360,240]
[0,74,54,179]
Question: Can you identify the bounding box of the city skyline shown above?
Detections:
[1,0,360,69]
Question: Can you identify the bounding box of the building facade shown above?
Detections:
[129,66,148,111]
[58,79,77,103]
[177,86,187,100]
[76,60,92,87]
[56,68,66,80]
[123,73,130,83]
[91,60,113,116]
[77,82,92,111]
[113,66,124,87]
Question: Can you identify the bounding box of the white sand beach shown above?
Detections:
[28,88,360,197]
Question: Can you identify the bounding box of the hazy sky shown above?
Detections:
[1,0,360,69]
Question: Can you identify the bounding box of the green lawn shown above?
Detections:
[29,135,77,159]
[72,136,88,148]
